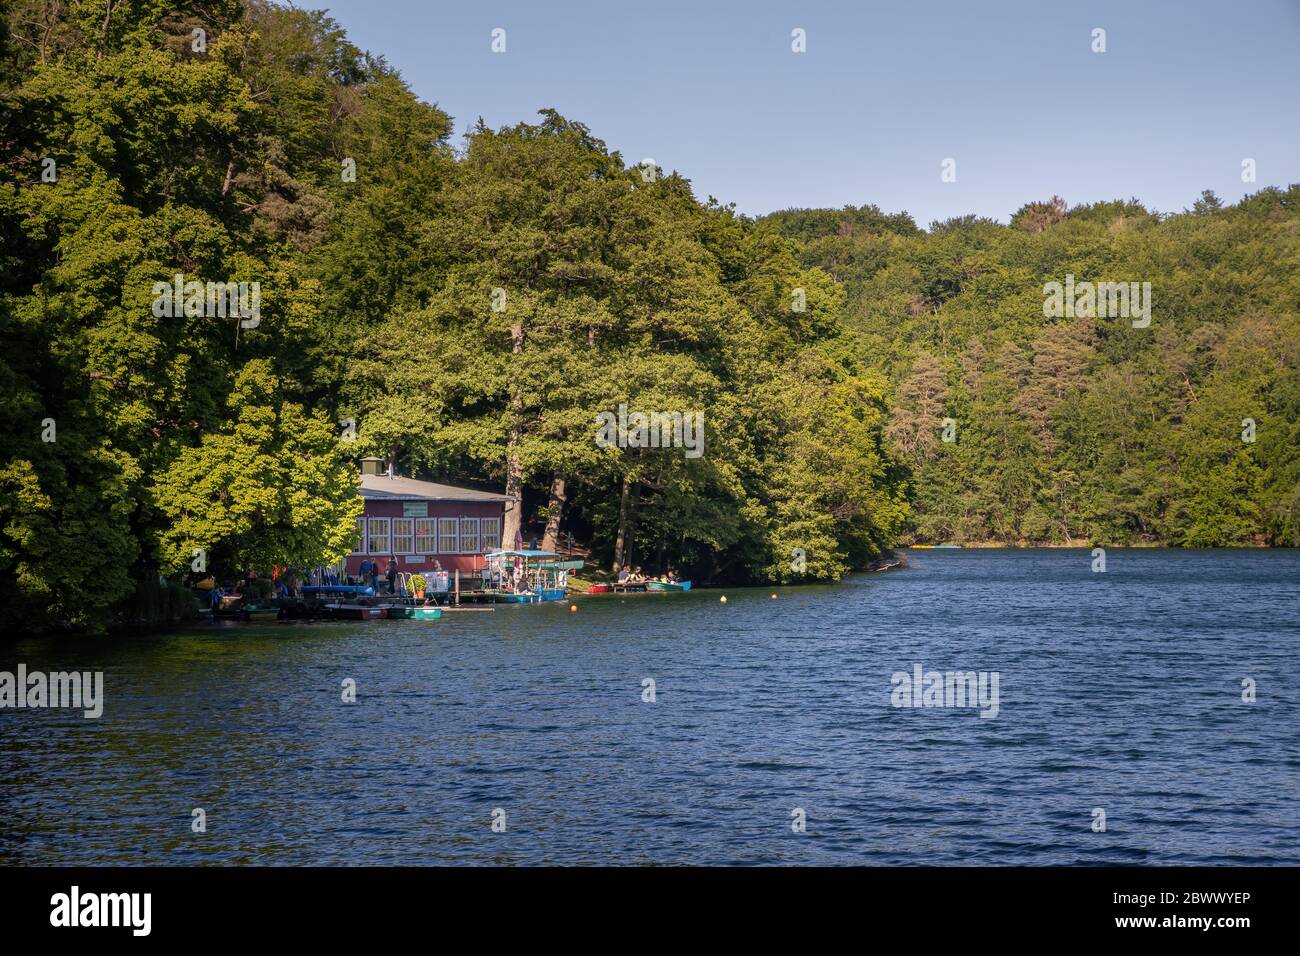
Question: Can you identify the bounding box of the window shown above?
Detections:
[460,517,480,554]
[437,517,458,553]
[352,517,366,555]
[368,517,389,555]
[480,517,501,552]
[392,518,414,555]
[414,518,436,555]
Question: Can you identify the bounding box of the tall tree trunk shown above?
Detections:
[500,322,525,550]
[541,473,566,552]
[613,475,638,573]
[502,444,523,549]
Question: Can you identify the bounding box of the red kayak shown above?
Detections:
[586,584,611,594]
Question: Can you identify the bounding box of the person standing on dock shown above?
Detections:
[385,557,398,595]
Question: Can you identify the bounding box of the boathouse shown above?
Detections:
[345,458,512,576]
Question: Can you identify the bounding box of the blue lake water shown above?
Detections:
[1,548,1297,865]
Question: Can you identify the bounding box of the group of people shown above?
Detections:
[616,567,679,585]
[193,558,456,607]
[357,557,397,594]
[356,557,443,594]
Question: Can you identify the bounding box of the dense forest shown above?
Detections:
[1,1,1296,633]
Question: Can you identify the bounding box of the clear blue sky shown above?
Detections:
[316,0,1300,227]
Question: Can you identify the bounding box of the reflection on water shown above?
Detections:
[1,549,1297,865]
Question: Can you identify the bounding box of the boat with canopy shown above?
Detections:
[482,550,570,603]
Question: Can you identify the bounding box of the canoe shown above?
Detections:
[244,606,281,622]
[387,606,443,621]
[646,580,691,591]
[586,584,611,593]
[324,604,388,620]
[497,588,567,603]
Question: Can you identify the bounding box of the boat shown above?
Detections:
[646,580,692,591]
[243,605,282,622]
[586,584,611,594]
[482,550,570,603]
[323,604,388,620]
[386,606,443,621]
[302,584,375,596]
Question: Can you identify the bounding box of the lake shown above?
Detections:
[2,548,1297,865]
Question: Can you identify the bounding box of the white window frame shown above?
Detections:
[437,517,458,554]
[392,517,414,555]
[459,517,480,554]
[414,518,436,555]
[368,517,390,555]
[480,516,501,553]
[352,516,367,555]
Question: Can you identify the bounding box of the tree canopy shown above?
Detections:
[1,1,1295,634]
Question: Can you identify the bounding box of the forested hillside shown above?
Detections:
[1,1,1295,634]
[766,195,1300,547]
[0,1,902,632]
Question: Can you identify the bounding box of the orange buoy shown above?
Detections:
[569,604,578,612]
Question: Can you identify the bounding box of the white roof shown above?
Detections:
[359,474,511,503]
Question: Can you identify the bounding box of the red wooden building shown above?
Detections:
[344,458,512,577]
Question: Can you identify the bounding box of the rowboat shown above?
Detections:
[386,606,443,621]
[586,584,611,594]
[244,606,281,622]
[324,604,388,620]
[646,580,692,592]
[496,588,566,603]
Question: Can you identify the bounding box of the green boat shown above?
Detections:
[646,580,692,592]
[387,606,443,621]
[244,605,281,622]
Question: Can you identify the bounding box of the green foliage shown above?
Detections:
[2,2,1294,634]
[151,361,361,576]
[784,192,1300,546]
